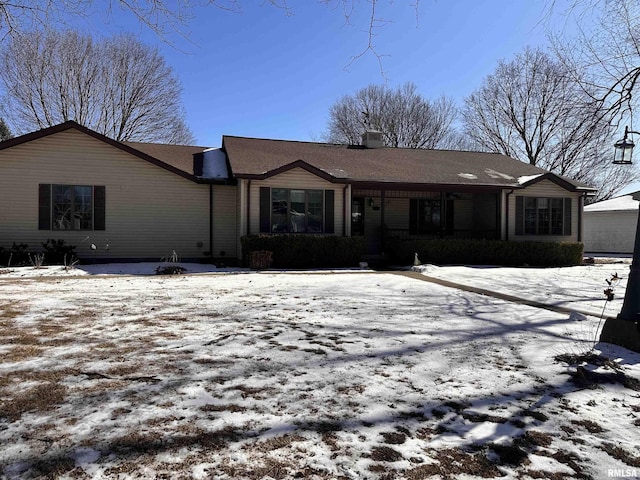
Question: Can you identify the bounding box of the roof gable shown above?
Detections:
[517,172,592,192]
[233,158,347,182]
[0,121,216,183]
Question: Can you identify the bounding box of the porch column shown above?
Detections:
[501,190,511,240]
[237,179,248,259]
[344,184,352,237]
[380,189,385,254]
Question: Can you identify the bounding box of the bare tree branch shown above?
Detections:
[326,81,456,149]
[0,29,193,143]
[0,0,420,72]
[462,47,638,200]
[547,0,640,126]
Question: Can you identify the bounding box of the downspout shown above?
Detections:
[505,189,515,241]
[209,184,214,262]
[246,180,251,236]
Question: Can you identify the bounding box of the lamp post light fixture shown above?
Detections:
[613,126,637,165]
[599,126,640,352]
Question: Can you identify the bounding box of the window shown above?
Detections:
[417,199,441,234]
[410,198,446,235]
[260,187,334,234]
[39,184,105,231]
[271,188,324,233]
[516,196,571,236]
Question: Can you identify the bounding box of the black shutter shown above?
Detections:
[94,186,106,231]
[38,184,51,230]
[259,187,271,233]
[324,190,335,234]
[445,199,454,235]
[563,198,572,236]
[515,196,524,236]
[409,199,418,235]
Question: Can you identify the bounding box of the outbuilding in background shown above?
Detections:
[583,191,639,254]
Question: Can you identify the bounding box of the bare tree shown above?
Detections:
[0,117,11,140]
[462,47,637,200]
[548,0,640,124]
[0,29,193,144]
[327,82,457,149]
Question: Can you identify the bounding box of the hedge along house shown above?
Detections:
[0,121,595,264]
[222,132,596,257]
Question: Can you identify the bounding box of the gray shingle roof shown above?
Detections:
[222,136,595,191]
[123,141,208,176]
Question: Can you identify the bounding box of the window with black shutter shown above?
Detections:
[38,184,105,231]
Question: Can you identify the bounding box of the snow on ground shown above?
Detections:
[0,262,639,479]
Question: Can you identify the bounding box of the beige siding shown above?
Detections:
[455,199,474,230]
[246,168,345,236]
[212,185,238,259]
[384,198,409,230]
[0,129,212,260]
[584,210,636,253]
[508,180,583,243]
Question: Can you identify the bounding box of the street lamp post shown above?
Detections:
[599,126,640,352]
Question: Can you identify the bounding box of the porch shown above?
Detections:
[351,189,502,255]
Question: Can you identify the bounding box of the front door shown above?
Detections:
[351,197,365,236]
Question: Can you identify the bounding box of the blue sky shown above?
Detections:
[85,0,558,147]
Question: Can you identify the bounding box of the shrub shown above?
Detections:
[5,242,30,267]
[155,265,187,275]
[42,239,77,266]
[240,235,365,269]
[386,238,583,267]
[248,250,273,270]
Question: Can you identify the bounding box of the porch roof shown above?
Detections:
[222,136,595,192]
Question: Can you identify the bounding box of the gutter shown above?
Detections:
[209,184,214,261]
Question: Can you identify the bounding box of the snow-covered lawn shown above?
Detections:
[1,262,639,479]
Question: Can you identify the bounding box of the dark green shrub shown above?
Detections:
[241,235,365,269]
[0,246,7,267]
[386,238,583,267]
[42,239,77,265]
[5,242,30,266]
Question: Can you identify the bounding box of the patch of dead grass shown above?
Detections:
[407,448,502,479]
[227,384,277,399]
[0,381,67,421]
[2,344,44,362]
[200,403,247,413]
[571,419,605,433]
[0,302,25,321]
[104,363,145,377]
[370,445,404,462]
[381,431,407,445]
[219,458,295,480]
[253,434,306,452]
[599,442,640,467]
